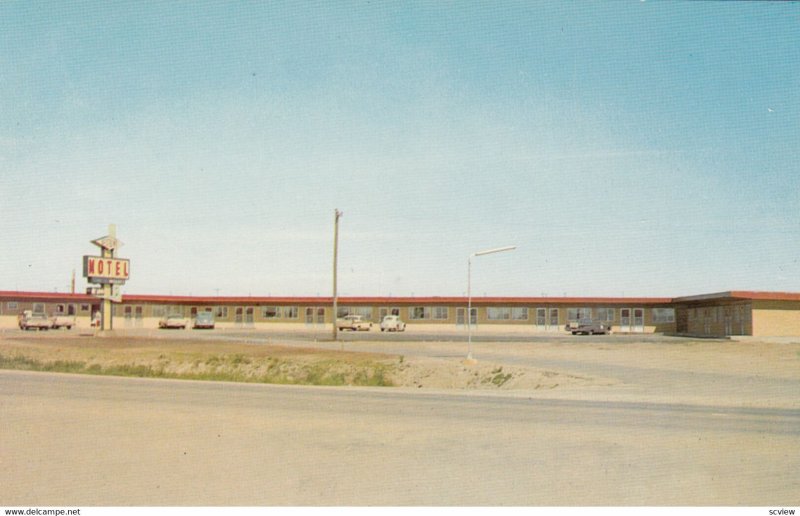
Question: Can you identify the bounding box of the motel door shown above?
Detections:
[379,307,400,321]
[724,307,733,336]
[305,307,326,325]
[620,308,644,332]
[456,308,478,326]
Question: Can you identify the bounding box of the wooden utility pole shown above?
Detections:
[332,209,342,341]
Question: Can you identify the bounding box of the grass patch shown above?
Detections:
[0,350,395,387]
[481,366,513,387]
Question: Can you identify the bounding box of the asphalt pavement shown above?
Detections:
[3,370,799,505]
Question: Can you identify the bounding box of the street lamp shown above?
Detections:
[332,209,343,341]
[467,245,516,360]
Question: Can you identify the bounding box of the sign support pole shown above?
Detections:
[101,224,116,331]
[84,224,128,335]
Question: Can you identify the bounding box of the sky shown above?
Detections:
[1,1,799,299]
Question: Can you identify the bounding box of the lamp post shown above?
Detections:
[467,245,516,360]
[332,209,343,341]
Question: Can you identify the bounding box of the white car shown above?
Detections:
[380,315,406,332]
[159,315,188,329]
[337,315,372,331]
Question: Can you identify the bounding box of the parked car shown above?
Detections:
[159,315,188,329]
[18,311,53,331]
[50,315,75,329]
[336,314,372,331]
[566,319,611,335]
[380,315,406,332]
[193,312,215,330]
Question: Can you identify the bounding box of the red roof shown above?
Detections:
[0,290,671,305]
[0,291,95,302]
[1,290,797,305]
[729,291,800,301]
[673,291,800,303]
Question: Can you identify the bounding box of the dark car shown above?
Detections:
[567,319,610,335]
[193,312,215,330]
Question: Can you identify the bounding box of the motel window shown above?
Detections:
[354,307,374,320]
[567,308,592,322]
[169,306,184,317]
[262,306,281,319]
[33,303,45,315]
[409,307,430,320]
[7,302,19,311]
[652,308,675,323]
[433,307,448,320]
[337,307,373,320]
[737,305,749,323]
[152,305,167,317]
[512,307,528,320]
[487,307,511,320]
[80,304,90,313]
[284,306,299,319]
[124,306,133,319]
[595,308,614,322]
[410,307,447,320]
[215,306,229,318]
[550,308,559,326]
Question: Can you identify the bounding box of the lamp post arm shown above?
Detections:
[465,245,516,361]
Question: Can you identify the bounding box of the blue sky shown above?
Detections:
[1,1,798,298]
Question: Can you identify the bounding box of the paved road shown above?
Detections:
[3,370,798,506]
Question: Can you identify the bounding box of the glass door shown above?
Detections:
[620,308,631,332]
[633,308,644,332]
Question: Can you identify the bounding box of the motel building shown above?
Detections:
[1,290,799,337]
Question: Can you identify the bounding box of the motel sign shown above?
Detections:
[83,225,129,330]
[83,256,130,284]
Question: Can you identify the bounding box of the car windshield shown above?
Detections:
[196,313,213,320]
